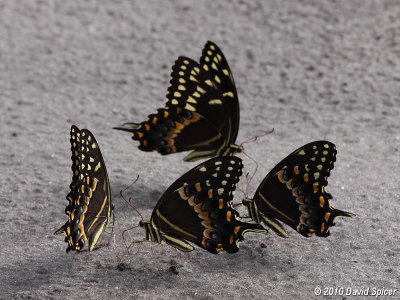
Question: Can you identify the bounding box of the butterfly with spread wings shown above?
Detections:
[242,141,354,238]
[138,156,266,254]
[54,125,113,252]
[114,41,242,162]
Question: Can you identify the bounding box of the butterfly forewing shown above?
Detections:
[148,157,266,254]
[200,41,240,144]
[246,141,354,237]
[55,126,112,252]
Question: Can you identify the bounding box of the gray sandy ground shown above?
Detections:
[0,1,399,299]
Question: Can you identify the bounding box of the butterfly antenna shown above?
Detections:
[120,175,144,222]
[234,170,250,208]
[243,151,258,193]
[240,128,274,148]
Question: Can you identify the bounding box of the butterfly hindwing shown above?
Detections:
[142,157,267,254]
[55,126,113,252]
[243,141,354,238]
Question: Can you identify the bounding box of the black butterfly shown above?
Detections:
[114,41,242,162]
[139,156,266,254]
[242,141,354,238]
[54,125,113,252]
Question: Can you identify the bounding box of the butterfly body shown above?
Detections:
[54,125,113,252]
[140,156,267,254]
[243,141,354,238]
[115,41,242,162]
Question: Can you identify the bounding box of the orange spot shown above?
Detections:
[234,226,240,234]
[195,183,201,192]
[294,166,299,174]
[187,196,195,206]
[164,111,169,118]
[203,229,211,238]
[82,234,87,243]
[69,236,73,244]
[297,196,304,204]
[324,212,331,222]
[82,205,87,213]
[86,177,90,185]
[226,211,231,221]
[202,220,212,228]
[66,227,71,235]
[70,211,75,220]
[319,196,325,207]
[194,203,202,213]
[303,173,309,182]
[307,231,314,237]
[144,124,150,131]
[277,170,285,183]
[199,212,209,219]
[79,215,84,223]
[76,196,80,205]
[202,237,208,248]
[208,189,213,198]
[170,145,176,153]
[313,184,318,193]
[81,185,85,194]
[292,187,298,197]
[152,117,158,124]
[143,140,148,147]
[176,108,181,114]
[229,236,234,244]
[137,132,144,138]
[178,187,188,200]
[219,199,224,209]
[300,206,308,214]
[175,122,184,129]
[300,214,307,222]
[321,223,326,232]
[296,224,302,232]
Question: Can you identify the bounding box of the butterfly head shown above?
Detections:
[139,220,161,243]
[233,144,244,154]
[242,197,258,221]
